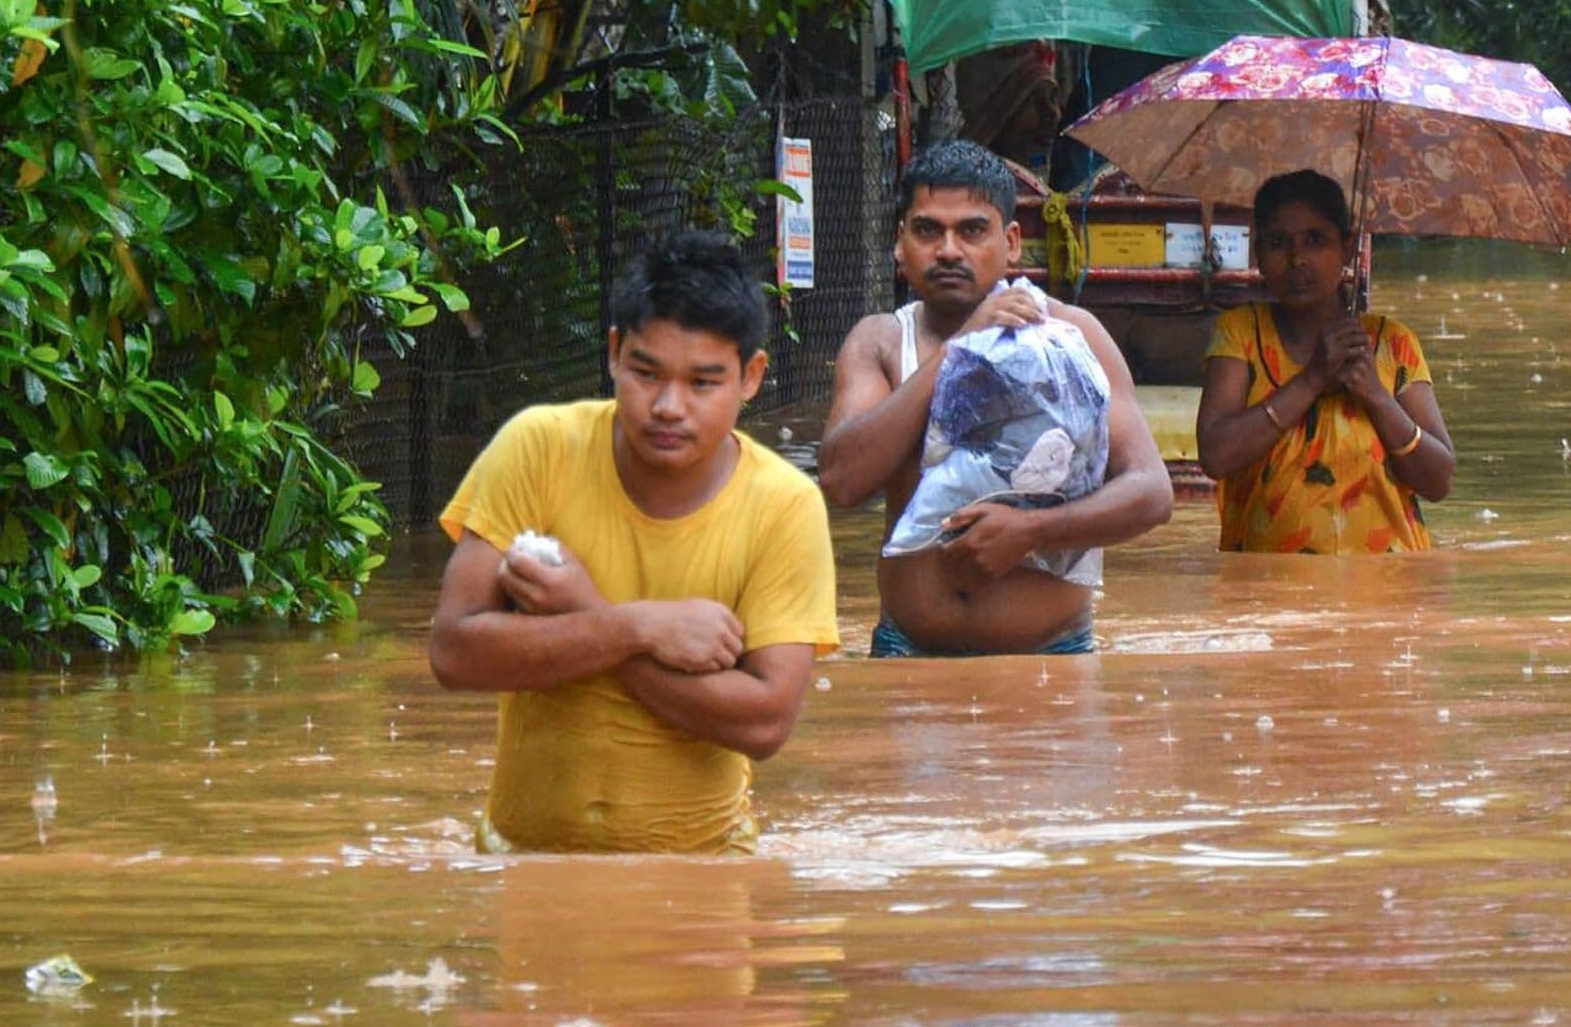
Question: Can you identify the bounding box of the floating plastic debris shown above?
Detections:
[24,954,92,996]
[31,776,57,818]
[368,957,465,993]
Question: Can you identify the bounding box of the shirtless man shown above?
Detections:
[818,139,1173,655]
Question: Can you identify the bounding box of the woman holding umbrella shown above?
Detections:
[1195,169,1455,554]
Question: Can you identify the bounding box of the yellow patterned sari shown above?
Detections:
[1205,304,1434,554]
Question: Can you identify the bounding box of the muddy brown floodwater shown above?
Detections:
[4,240,1571,1026]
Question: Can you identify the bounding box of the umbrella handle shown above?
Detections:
[1347,100,1376,313]
[1349,232,1372,313]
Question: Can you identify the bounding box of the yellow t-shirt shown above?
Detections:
[1204,304,1434,554]
[439,399,839,854]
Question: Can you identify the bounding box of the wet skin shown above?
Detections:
[820,186,1172,652]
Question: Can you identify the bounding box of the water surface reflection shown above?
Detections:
[4,240,1571,1025]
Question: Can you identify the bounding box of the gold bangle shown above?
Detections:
[1393,423,1423,457]
[1261,400,1286,433]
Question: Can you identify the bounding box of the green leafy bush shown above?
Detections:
[0,0,512,664]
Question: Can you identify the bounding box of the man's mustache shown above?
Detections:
[925,264,974,282]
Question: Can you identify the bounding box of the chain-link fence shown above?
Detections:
[344,93,897,528]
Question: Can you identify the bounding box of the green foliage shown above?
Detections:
[642,0,866,44]
[0,0,512,665]
[0,0,862,666]
[1388,0,1571,94]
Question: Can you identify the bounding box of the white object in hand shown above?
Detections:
[511,530,564,566]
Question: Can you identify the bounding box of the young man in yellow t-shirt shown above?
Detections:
[429,231,840,854]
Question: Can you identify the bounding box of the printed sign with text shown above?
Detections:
[776,137,815,289]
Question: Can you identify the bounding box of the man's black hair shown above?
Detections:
[898,139,1017,223]
[610,230,768,363]
[1254,169,1353,239]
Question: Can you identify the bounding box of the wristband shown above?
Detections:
[1393,423,1423,457]
[1261,400,1286,433]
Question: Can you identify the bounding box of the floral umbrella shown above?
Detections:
[1065,34,1571,247]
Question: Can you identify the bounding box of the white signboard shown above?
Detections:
[1165,223,1252,270]
[1164,223,1205,267]
[1210,225,1251,270]
[776,137,815,289]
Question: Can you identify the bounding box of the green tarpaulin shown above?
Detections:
[891,1,1356,73]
